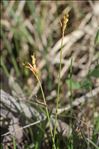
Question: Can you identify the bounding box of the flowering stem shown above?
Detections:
[25,56,56,149]
[53,13,69,143]
[54,32,64,141]
[36,76,56,149]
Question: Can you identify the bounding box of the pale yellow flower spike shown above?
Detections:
[25,55,39,78]
[31,55,36,66]
[60,13,69,36]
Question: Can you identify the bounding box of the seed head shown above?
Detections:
[24,55,39,77]
[60,13,69,35]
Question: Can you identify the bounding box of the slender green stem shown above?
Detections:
[54,32,64,140]
[13,137,16,149]
[69,58,73,115]
[36,76,56,149]
[69,58,74,147]
[53,13,69,146]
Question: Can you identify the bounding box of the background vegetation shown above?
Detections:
[0,1,99,149]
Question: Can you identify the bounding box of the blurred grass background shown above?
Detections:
[0,1,99,149]
[1,1,92,92]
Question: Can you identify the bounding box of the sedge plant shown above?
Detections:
[24,55,56,149]
[25,13,69,149]
[53,13,69,144]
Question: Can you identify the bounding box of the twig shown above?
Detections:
[1,119,43,137]
[56,87,99,115]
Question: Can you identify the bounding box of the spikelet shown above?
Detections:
[60,13,69,36]
[25,55,39,77]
